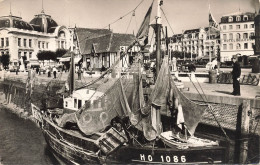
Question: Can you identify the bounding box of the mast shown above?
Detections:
[151,0,162,79]
[208,2,212,62]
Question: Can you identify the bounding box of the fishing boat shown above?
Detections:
[34,0,230,164]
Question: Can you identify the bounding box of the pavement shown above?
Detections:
[182,81,260,108]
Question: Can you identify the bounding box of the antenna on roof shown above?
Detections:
[9,2,12,16]
[41,0,45,13]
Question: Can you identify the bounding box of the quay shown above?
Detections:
[0,70,260,163]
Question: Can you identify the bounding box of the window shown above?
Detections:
[252,43,255,49]
[251,24,254,28]
[223,34,227,40]
[229,33,233,40]
[18,38,21,47]
[250,32,255,39]
[46,42,49,49]
[24,39,26,47]
[236,43,241,49]
[24,52,27,59]
[29,52,32,58]
[243,15,248,21]
[38,41,41,48]
[236,25,240,29]
[1,38,4,47]
[236,33,241,40]
[228,16,233,22]
[243,33,248,39]
[223,44,227,50]
[229,43,233,50]
[223,25,226,30]
[229,25,233,29]
[236,16,241,21]
[244,43,248,49]
[29,39,32,48]
[244,24,248,29]
[42,42,45,49]
[5,37,9,47]
[18,52,21,59]
[74,98,77,108]
[61,41,64,49]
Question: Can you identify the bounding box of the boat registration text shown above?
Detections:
[134,154,187,163]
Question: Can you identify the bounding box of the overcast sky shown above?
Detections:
[0,0,259,35]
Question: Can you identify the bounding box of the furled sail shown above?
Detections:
[171,78,207,136]
[136,2,153,47]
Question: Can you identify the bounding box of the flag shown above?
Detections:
[136,2,153,46]
[209,11,219,29]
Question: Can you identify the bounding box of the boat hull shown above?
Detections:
[41,117,228,164]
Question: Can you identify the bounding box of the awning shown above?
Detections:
[201,55,217,60]
[59,57,71,62]
[29,59,40,66]
[74,57,82,64]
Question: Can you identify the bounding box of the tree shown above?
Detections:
[0,54,10,69]
[55,49,68,58]
[36,51,56,64]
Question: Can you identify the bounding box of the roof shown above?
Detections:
[220,12,255,23]
[184,28,200,34]
[30,12,58,33]
[81,32,135,54]
[74,28,112,53]
[0,15,34,30]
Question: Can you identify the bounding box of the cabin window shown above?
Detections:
[74,98,77,108]
[65,101,68,107]
[78,100,82,109]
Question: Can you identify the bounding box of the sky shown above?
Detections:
[0,0,259,36]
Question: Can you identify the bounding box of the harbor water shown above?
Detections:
[0,106,58,165]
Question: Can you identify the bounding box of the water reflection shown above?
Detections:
[0,107,58,165]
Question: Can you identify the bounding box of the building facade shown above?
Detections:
[0,10,71,69]
[219,12,255,62]
[169,27,220,61]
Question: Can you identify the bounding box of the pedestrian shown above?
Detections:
[53,67,57,79]
[231,55,241,96]
[78,68,82,80]
[36,67,39,74]
[47,68,50,77]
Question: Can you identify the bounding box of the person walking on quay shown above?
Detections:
[47,68,50,77]
[53,67,57,79]
[231,55,241,96]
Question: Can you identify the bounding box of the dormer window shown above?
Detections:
[243,15,248,21]
[236,16,241,22]
[228,16,233,22]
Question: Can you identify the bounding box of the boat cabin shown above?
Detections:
[63,88,103,111]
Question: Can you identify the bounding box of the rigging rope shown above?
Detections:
[160,8,174,35]
[125,11,134,34]
[102,0,144,29]
[187,74,231,142]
